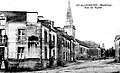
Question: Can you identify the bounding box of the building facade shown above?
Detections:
[75,39,89,60]
[114,35,120,61]
[0,11,43,70]
[0,10,78,70]
[38,19,58,67]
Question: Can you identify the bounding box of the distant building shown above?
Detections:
[54,27,76,66]
[75,39,89,59]
[114,35,120,61]
[75,39,102,60]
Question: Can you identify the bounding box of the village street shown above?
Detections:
[1,59,120,73]
[33,59,120,73]
[16,59,120,73]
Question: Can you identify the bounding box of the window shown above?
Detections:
[17,47,24,59]
[0,47,4,58]
[0,35,5,44]
[81,48,83,54]
[119,49,120,57]
[53,50,55,58]
[53,35,55,45]
[66,52,67,61]
[67,41,69,48]
[0,29,5,35]
[68,42,69,48]
[119,41,120,46]
[66,41,67,47]
[64,40,66,47]
[45,47,47,59]
[18,29,25,35]
[28,36,38,53]
[67,42,68,48]
[44,30,47,44]
[18,29,25,41]
[68,53,70,61]
[62,39,64,46]
[0,14,6,25]
[0,29,6,44]
[73,43,74,49]
[63,52,65,59]
[49,34,51,42]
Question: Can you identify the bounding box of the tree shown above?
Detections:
[109,46,115,57]
[104,46,115,58]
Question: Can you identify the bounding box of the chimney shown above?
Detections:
[51,21,54,27]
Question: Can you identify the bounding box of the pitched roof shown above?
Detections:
[0,11,38,22]
[115,35,120,41]
[75,39,89,48]
[38,20,51,28]
[54,27,75,41]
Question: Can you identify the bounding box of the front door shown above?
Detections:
[0,47,4,59]
[0,47,4,69]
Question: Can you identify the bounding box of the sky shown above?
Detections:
[0,0,120,49]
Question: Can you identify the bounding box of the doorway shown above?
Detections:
[0,47,4,69]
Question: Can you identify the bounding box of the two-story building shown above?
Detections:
[114,35,120,62]
[54,27,76,66]
[75,39,89,60]
[0,11,76,70]
[0,11,43,70]
[38,19,58,68]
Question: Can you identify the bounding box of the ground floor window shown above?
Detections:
[67,52,70,61]
[53,50,55,59]
[28,36,38,54]
[68,53,70,61]
[17,47,24,59]
[45,47,47,60]
[63,52,65,60]
[66,52,68,61]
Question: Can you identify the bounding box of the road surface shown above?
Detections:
[1,59,120,73]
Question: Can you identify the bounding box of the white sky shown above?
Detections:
[0,0,120,49]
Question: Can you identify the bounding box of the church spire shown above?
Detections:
[64,0,76,37]
[66,0,73,25]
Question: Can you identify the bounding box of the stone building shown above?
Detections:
[75,39,89,60]
[38,19,58,68]
[114,35,120,61]
[54,27,75,65]
[0,11,43,70]
[0,10,77,70]
[0,11,58,70]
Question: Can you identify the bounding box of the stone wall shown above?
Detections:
[6,58,42,71]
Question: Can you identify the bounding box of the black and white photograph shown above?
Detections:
[0,0,120,73]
